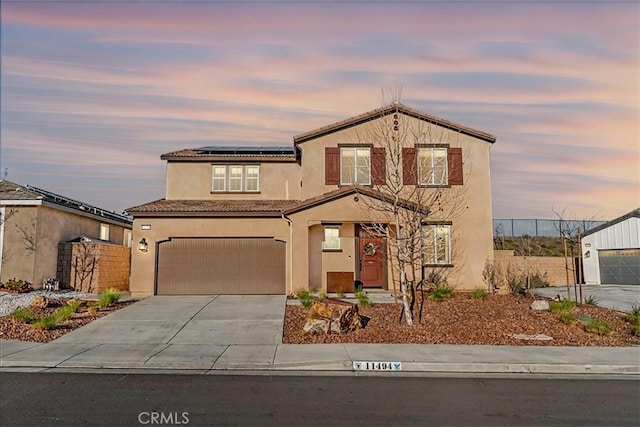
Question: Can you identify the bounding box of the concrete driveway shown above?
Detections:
[54,295,287,346]
[533,284,640,313]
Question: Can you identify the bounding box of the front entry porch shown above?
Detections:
[308,223,388,292]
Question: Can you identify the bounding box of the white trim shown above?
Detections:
[0,200,42,206]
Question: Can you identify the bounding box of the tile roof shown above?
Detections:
[127,186,428,217]
[126,199,298,216]
[293,102,496,144]
[0,180,42,200]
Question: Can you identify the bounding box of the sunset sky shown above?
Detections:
[1,0,638,221]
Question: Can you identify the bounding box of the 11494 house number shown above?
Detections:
[353,361,402,371]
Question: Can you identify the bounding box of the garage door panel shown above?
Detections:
[157,238,285,294]
[599,249,640,285]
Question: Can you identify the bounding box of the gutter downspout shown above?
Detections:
[282,212,293,295]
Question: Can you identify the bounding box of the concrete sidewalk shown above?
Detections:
[2,340,638,375]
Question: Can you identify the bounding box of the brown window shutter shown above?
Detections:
[448,147,463,185]
[402,147,417,185]
[325,147,340,185]
[372,147,386,185]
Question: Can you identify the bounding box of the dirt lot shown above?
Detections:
[283,293,639,347]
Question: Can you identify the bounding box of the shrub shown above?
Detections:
[583,295,599,305]
[32,315,58,330]
[583,317,613,336]
[296,289,314,309]
[481,259,502,293]
[428,284,454,302]
[424,270,448,288]
[354,290,371,308]
[469,288,487,300]
[1,278,32,292]
[97,288,121,309]
[504,263,525,295]
[11,308,35,324]
[336,288,345,298]
[626,304,640,336]
[551,299,577,324]
[55,302,80,322]
[317,289,327,299]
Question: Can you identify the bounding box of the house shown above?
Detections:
[126,103,496,297]
[0,180,133,287]
[582,208,640,285]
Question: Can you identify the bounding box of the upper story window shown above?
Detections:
[402,146,463,187]
[341,147,371,185]
[418,147,448,186]
[99,223,110,241]
[422,223,451,265]
[212,165,260,193]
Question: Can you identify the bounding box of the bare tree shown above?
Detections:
[354,90,468,325]
[73,241,99,292]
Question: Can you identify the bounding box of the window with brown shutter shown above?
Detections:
[448,147,463,185]
[325,147,340,185]
[372,147,386,185]
[402,147,417,185]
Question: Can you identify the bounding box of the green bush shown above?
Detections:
[558,310,576,324]
[584,317,613,336]
[296,289,314,309]
[626,304,640,336]
[336,288,345,298]
[54,303,80,322]
[428,284,455,302]
[469,288,487,300]
[583,295,599,305]
[317,289,327,299]
[354,290,371,308]
[97,288,121,309]
[11,308,36,324]
[32,315,58,330]
[550,299,577,313]
[1,278,33,292]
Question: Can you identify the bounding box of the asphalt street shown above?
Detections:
[1,373,638,426]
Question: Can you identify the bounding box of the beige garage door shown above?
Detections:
[156,238,286,295]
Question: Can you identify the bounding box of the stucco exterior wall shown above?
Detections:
[166,161,301,200]
[129,217,290,297]
[1,204,131,287]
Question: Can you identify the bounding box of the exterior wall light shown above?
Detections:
[138,238,149,252]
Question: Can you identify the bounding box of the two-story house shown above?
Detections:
[127,103,496,297]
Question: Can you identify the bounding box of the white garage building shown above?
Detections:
[582,208,640,285]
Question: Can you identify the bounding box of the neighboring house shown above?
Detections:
[127,103,496,297]
[0,180,133,287]
[582,208,640,285]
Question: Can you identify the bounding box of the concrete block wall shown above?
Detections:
[494,250,569,286]
[57,242,131,293]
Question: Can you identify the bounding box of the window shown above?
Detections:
[212,166,226,191]
[422,224,451,265]
[341,147,370,185]
[323,226,340,250]
[123,230,132,247]
[211,165,259,192]
[100,224,110,241]
[418,147,448,186]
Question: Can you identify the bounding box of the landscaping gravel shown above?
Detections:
[0,290,95,317]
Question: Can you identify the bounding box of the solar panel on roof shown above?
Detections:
[195,146,294,155]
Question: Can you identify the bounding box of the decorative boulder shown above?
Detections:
[30,296,63,309]
[303,298,362,335]
[530,300,550,311]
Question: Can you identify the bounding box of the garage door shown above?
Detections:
[156,238,286,294]
[599,249,640,285]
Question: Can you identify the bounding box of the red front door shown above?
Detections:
[359,238,383,288]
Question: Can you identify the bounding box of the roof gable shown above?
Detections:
[293,103,496,144]
[583,208,640,237]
